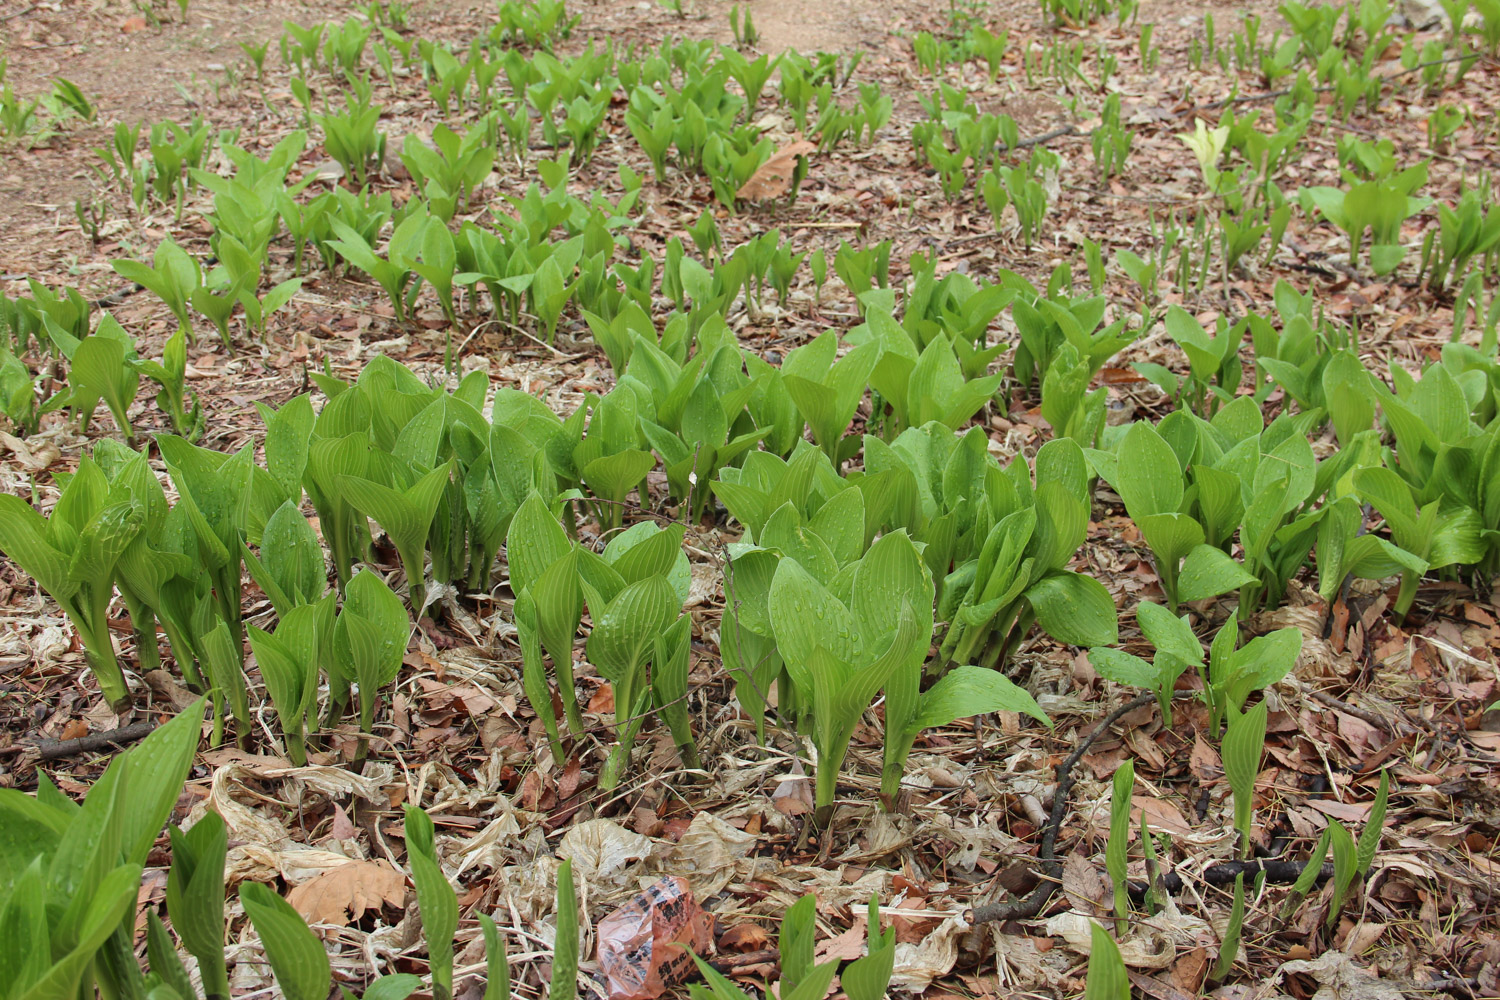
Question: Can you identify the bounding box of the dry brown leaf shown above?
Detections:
[285,860,406,927]
[719,923,772,952]
[772,760,814,817]
[736,140,817,201]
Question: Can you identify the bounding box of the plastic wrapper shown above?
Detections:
[597,875,713,1000]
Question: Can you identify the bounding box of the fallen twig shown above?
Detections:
[36,721,156,761]
[967,691,1155,925]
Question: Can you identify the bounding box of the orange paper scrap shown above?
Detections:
[596,875,713,1000]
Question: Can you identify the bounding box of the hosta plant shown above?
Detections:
[0,454,143,710]
[0,700,203,1000]
[766,530,930,824]
[1090,600,1203,727]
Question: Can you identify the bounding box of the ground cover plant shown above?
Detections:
[0,0,1498,996]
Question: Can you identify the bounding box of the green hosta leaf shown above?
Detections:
[165,810,228,1000]
[586,575,680,682]
[479,914,511,1000]
[1223,700,1268,858]
[1135,512,1205,569]
[778,895,817,991]
[582,449,655,504]
[768,557,861,695]
[250,500,326,612]
[120,697,205,868]
[338,570,409,689]
[1135,601,1202,666]
[507,491,571,595]
[910,665,1050,731]
[23,862,140,1000]
[1084,922,1130,1000]
[1356,769,1388,876]
[1116,422,1183,517]
[0,495,74,601]
[239,882,331,1000]
[1088,647,1158,689]
[403,808,456,1000]
[1176,542,1260,599]
[1027,571,1118,647]
[1225,627,1301,709]
[72,335,139,438]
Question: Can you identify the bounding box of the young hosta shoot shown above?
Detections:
[1210,873,1247,984]
[856,299,1004,439]
[44,311,138,437]
[509,491,587,740]
[247,600,330,765]
[479,913,512,1000]
[842,895,897,1000]
[1284,769,1391,926]
[159,434,256,651]
[768,531,930,824]
[1089,600,1203,726]
[166,811,230,1000]
[339,460,455,612]
[0,457,143,711]
[1223,700,1268,859]
[1106,760,1134,933]
[1353,466,1483,619]
[241,882,333,1000]
[934,437,1119,670]
[1203,611,1301,736]
[1327,820,1357,928]
[405,807,458,1000]
[1084,922,1130,1000]
[201,619,251,748]
[570,388,656,534]
[691,895,841,1000]
[70,326,141,443]
[581,521,693,788]
[781,329,881,465]
[135,325,205,440]
[336,569,411,759]
[1279,826,1332,922]
[553,858,579,1000]
[1097,421,1256,611]
[1300,165,1433,275]
[110,236,201,339]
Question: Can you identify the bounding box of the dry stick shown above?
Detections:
[36,720,156,761]
[967,691,1154,925]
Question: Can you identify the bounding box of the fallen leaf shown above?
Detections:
[121,15,148,32]
[285,860,406,927]
[773,759,814,817]
[588,683,615,714]
[737,140,817,200]
[719,923,772,952]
